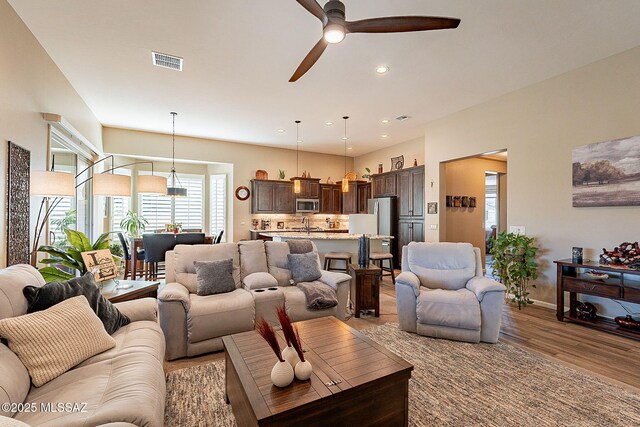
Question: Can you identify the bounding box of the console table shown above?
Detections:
[555,259,640,340]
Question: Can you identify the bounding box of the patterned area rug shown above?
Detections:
[165,323,640,426]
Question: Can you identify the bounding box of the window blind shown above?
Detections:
[210,174,227,241]
[174,174,204,230]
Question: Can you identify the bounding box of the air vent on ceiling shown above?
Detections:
[152,52,183,71]
[395,115,411,122]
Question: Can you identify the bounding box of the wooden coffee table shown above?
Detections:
[100,280,159,303]
[223,316,413,427]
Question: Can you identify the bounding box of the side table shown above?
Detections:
[100,279,159,303]
[349,264,381,318]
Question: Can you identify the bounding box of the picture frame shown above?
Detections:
[427,202,438,214]
[452,196,461,207]
[469,197,477,208]
[81,249,118,282]
[461,196,469,207]
[445,196,453,207]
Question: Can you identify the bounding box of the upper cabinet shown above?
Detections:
[372,172,397,198]
[320,184,342,214]
[397,166,424,218]
[343,181,370,214]
[290,178,320,199]
[251,180,294,214]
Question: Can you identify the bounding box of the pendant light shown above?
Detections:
[342,116,350,193]
[166,112,187,197]
[294,120,301,194]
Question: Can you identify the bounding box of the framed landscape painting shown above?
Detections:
[572,135,640,207]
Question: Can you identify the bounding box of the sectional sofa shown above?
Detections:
[158,240,351,360]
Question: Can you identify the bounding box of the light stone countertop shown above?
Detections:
[259,232,393,240]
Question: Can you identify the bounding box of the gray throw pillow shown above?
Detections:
[194,259,236,296]
[23,272,130,335]
[287,252,322,284]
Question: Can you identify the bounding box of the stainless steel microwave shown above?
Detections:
[296,199,320,213]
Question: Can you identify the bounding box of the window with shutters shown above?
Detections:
[210,174,227,242]
[110,169,132,232]
[138,172,204,231]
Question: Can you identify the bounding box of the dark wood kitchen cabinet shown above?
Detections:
[251,180,294,214]
[357,182,371,213]
[398,220,424,254]
[290,177,320,199]
[372,172,397,198]
[342,181,370,214]
[397,166,424,218]
[320,184,342,214]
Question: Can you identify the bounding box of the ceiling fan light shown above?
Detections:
[323,23,345,43]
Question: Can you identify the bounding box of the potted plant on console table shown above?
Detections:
[490,232,539,309]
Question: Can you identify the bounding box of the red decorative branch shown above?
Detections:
[276,305,305,362]
[256,316,283,362]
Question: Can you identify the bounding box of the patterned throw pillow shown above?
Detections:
[287,252,322,284]
[0,296,116,387]
[193,259,236,296]
[22,272,129,335]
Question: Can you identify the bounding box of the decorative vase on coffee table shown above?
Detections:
[282,345,300,368]
[271,360,294,387]
[295,360,313,381]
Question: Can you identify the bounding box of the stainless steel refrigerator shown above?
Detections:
[368,197,398,261]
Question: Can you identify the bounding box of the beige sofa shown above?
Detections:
[158,240,351,360]
[0,265,165,427]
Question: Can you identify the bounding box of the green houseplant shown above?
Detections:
[279,169,286,180]
[51,209,76,248]
[120,210,148,237]
[490,232,539,309]
[362,167,372,180]
[38,229,111,282]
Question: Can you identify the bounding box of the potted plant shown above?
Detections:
[120,210,148,238]
[38,229,111,282]
[279,169,286,180]
[362,167,372,180]
[51,209,76,247]
[490,232,539,309]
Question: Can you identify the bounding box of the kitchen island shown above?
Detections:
[259,232,393,265]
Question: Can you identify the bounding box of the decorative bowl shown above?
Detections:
[585,270,609,281]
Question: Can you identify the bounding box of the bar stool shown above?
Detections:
[369,252,395,284]
[323,252,352,273]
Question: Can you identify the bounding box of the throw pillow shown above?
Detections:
[0,296,116,387]
[22,272,129,335]
[194,259,236,296]
[243,272,278,290]
[287,252,322,284]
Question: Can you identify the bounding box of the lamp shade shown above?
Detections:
[137,175,167,195]
[167,186,188,197]
[93,173,131,197]
[342,177,349,193]
[30,171,75,197]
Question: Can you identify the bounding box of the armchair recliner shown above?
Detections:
[396,242,506,343]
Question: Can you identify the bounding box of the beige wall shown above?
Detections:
[442,157,507,266]
[0,0,103,267]
[354,137,424,178]
[425,46,640,316]
[103,127,354,241]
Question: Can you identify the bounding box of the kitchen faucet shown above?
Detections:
[301,216,310,235]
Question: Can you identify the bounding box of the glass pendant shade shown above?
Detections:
[93,173,132,197]
[138,175,167,195]
[294,179,301,194]
[30,171,75,197]
[342,177,349,193]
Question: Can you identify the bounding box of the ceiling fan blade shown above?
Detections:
[296,0,327,22]
[289,38,329,82]
[347,16,460,34]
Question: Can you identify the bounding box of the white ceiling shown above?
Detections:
[10,0,640,156]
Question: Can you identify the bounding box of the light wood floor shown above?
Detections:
[164,276,640,390]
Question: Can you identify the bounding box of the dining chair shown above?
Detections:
[214,230,224,244]
[175,233,205,245]
[117,232,144,280]
[142,233,177,280]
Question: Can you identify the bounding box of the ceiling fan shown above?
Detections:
[290,0,461,82]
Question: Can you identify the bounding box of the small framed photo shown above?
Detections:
[427,202,438,214]
[461,196,469,207]
[469,197,477,208]
[453,196,461,207]
[445,196,453,207]
[277,221,285,230]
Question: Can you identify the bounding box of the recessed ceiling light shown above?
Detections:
[381,134,388,138]
[347,147,353,150]
[276,129,285,133]
[342,137,348,140]
[381,119,390,124]
[297,140,303,143]
[376,65,390,74]
[325,121,333,126]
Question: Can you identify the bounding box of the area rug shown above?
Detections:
[165,323,640,426]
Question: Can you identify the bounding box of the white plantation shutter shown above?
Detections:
[210,174,226,241]
[173,174,204,230]
[139,172,172,231]
[49,197,74,245]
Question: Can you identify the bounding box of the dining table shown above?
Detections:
[130,234,214,280]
